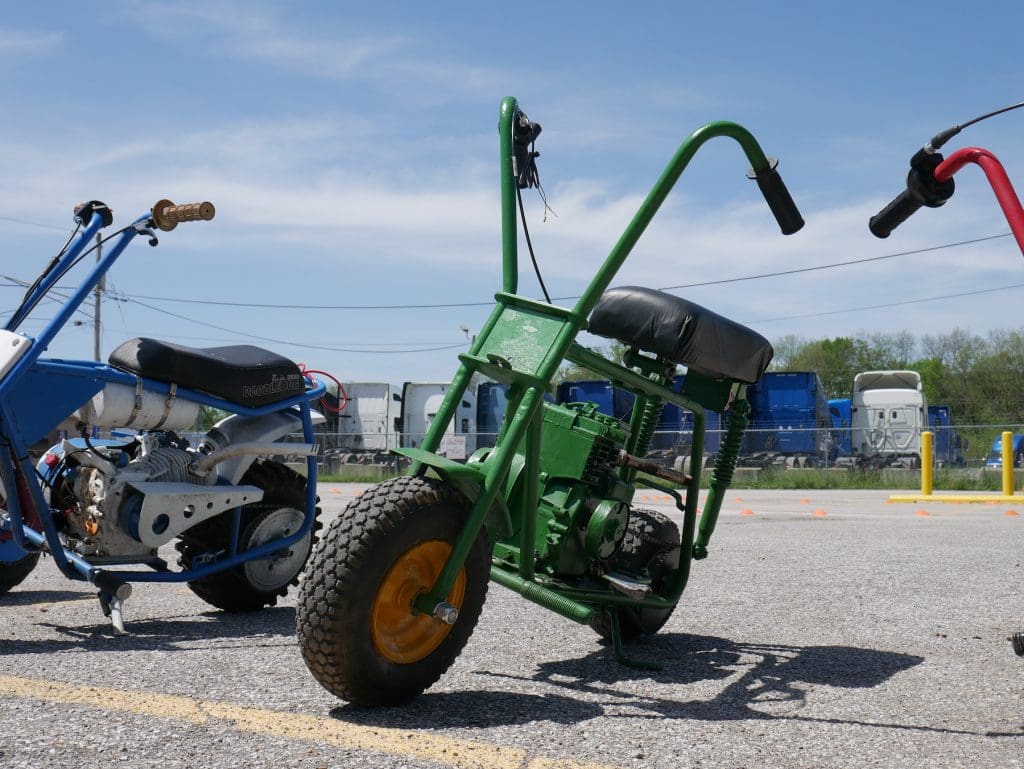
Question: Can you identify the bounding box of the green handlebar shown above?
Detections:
[497,99,801,315]
[499,96,520,295]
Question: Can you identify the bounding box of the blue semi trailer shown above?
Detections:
[743,371,833,466]
[555,376,722,466]
[652,375,724,464]
[478,381,554,449]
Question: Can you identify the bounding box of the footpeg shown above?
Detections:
[96,580,132,634]
[97,591,128,633]
[603,572,652,599]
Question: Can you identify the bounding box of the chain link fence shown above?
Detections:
[306,423,1022,475]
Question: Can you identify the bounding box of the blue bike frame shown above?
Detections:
[0,209,325,592]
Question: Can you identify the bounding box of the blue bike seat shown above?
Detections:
[109,337,306,408]
[588,286,773,384]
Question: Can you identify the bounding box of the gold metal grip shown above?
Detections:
[151,199,216,231]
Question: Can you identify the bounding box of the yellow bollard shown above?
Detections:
[920,431,933,495]
[1003,431,1014,496]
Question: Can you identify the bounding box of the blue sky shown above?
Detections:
[3,1,1024,386]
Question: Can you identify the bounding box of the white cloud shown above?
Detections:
[119,0,505,98]
[0,28,61,56]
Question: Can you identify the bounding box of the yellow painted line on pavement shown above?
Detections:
[0,675,622,769]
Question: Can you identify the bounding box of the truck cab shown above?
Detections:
[984,434,1024,469]
[851,370,927,468]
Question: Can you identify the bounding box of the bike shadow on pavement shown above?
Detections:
[524,632,925,720]
[336,632,926,731]
[0,606,297,655]
[0,589,95,607]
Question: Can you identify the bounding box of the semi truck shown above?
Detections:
[851,370,927,468]
[927,404,966,467]
[400,381,477,460]
[984,434,1024,469]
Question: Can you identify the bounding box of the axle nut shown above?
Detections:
[433,602,459,625]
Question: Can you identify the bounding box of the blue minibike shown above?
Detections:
[0,199,325,631]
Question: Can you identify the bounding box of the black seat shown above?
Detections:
[109,337,306,408]
[588,287,773,384]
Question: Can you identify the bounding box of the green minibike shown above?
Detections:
[296,97,805,705]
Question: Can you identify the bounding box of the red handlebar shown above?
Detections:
[935,147,1024,256]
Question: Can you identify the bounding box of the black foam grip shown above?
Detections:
[755,168,804,235]
[869,189,922,238]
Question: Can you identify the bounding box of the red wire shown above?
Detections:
[298,364,348,414]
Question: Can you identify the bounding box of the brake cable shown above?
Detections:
[513,110,555,304]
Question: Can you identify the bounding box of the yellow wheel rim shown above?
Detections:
[371,540,466,664]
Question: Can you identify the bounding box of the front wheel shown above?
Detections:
[297,475,490,705]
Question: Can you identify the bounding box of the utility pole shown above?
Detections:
[93,233,103,361]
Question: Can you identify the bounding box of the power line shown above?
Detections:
[751,281,1024,323]
[0,214,70,232]
[117,296,470,354]
[7,228,1021,350]
[5,228,1017,310]
[659,233,1012,290]
[100,230,1015,309]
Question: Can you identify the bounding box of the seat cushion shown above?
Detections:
[109,338,306,408]
[588,286,773,384]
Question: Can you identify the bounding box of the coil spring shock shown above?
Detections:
[709,398,750,488]
[632,396,664,458]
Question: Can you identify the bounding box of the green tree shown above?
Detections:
[779,336,869,399]
[194,405,228,431]
[555,341,630,384]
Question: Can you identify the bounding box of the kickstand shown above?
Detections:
[97,591,127,635]
[608,611,661,671]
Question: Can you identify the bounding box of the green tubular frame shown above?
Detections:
[408,96,777,621]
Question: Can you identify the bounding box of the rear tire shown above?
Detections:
[296,475,490,705]
[1,490,41,595]
[591,507,681,642]
[0,551,40,595]
[176,461,321,611]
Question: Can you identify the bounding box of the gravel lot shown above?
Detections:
[1,485,1021,769]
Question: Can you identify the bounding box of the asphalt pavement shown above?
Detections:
[0,485,1021,769]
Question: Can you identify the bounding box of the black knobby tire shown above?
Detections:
[1013,632,1024,657]
[0,551,41,596]
[592,507,681,642]
[175,461,321,612]
[1,490,41,595]
[296,475,490,706]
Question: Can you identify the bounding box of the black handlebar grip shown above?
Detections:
[748,163,804,235]
[868,189,922,238]
[151,199,216,232]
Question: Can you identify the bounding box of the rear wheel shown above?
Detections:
[176,461,321,611]
[297,475,490,705]
[1,488,42,595]
[0,550,40,596]
[592,507,681,642]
